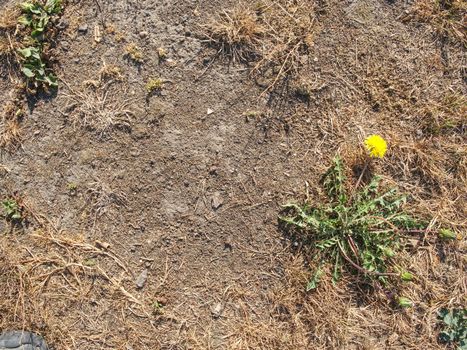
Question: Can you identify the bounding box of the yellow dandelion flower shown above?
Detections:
[364,135,387,158]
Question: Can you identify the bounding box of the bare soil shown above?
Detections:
[1,0,465,349]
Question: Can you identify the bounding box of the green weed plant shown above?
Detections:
[17,0,62,88]
[280,156,420,291]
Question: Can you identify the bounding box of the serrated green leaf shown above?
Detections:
[21,3,42,14]
[45,0,62,14]
[45,74,58,87]
[439,331,453,342]
[306,268,323,291]
[444,311,454,326]
[18,15,32,26]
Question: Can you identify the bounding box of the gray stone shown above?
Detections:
[56,19,69,30]
[136,269,148,289]
[0,331,48,350]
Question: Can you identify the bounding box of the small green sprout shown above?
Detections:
[400,272,414,282]
[152,300,164,314]
[2,199,22,221]
[83,258,97,267]
[15,109,24,118]
[67,182,78,195]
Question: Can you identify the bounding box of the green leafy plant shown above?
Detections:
[17,46,57,87]
[438,308,467,349]
[2,199,23,221]
[280,156,420,291]
[16,0,62,89]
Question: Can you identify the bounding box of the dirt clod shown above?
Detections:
[211,192,224,210]
[211,303,224,319]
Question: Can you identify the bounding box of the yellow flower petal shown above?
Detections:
[364,135,387,158]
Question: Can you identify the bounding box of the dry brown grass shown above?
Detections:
[0,35,13,56]
[61,66,135,137]
[0,5,19,32]
[0,201,157,350]
[213,240,465,350]
[201,0,316,93]
[387,136,466,229]
[0,96,24,149]
[419,92,466,135]
[409,0,467,44]
[0,117,22,148]
[0,5,21,74]
[201,5,266,63]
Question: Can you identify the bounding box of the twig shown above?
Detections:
[93,0,106,29]
[354,159,369,192]
[97,267,146,309]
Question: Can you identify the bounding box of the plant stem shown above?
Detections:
[337,241,398,277]
[354,159,369,191]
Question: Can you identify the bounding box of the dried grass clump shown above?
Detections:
[99,63,124,82]
[86,180,128,219]
[409,0,467,44]
[62,66,135,137]
[0,36,13,56]
[0,6,19,32]
[201,0,316,93]
[202,5,266,63]
[0,117,22,148]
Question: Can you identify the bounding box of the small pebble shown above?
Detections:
[78,24,88,33]
[136,269,148,289]
[57,19,69,30]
